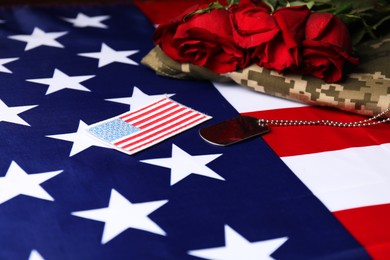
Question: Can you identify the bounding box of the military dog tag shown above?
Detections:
[199,116,269,146]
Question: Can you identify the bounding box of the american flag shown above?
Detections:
[88,97,211,155]
[0,1,388,259]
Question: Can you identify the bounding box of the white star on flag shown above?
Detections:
[0,161,63,204]
[62,12,110,28]
[72,189,168,244]
[0,57,19,73]
[26,68,95,95]
[0,99,37,126]
[78,43,139,67]
[28,250,45,260]
[8,27,67,51]
[46,120,111,157]
[141,144,224,185]
[105,86,175,111]
[188,225,288,260]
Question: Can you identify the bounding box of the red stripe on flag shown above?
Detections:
[334,204,390,260]
[246,105,390,258]
[119,111,199,149]
[120,98,172,122]
[88,97,211,155]
[132,106,185,128]
[242,106,390,157]
[134,0,217,24]
[128,115,208,153]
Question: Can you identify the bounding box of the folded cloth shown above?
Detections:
[142,34,390,117]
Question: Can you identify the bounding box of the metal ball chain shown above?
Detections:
[259,107,390,127]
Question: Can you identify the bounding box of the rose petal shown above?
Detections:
[176,9,231,40]
[273,6,311,66]
[305,12,333,40]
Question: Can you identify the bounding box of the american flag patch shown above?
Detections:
[87,97,212,155]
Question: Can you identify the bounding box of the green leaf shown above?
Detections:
[333,2,353,15]
[182,1,225,22]
[183,9,206,22]
[209,2,225,9]
[339,13,362,24]
[361,18,377,39]
[262,0,276,12]
[288,1,315,9]
[227,0,240,7]
[313,0,332,3]
[306,1,315,9]
[373,14,390,30]
[351,27,366,46]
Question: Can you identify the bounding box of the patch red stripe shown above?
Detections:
[133,106,186,128]
[120,98,172,122]
[88,97,211,155]
[120,111,199,149]
[242,106,390,157]
[129,115,207,153]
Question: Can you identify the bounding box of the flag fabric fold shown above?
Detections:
[0,2,387,259]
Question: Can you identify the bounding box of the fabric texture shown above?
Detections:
[143,35,390,116]
[0,3,370,259]
[1,1,390,259]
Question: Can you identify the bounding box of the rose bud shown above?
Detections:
[229,0,279,49]
[252,5,311,72]
[299,12,359,82]
[154,5,249,74]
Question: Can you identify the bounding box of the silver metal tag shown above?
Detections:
[199,115,269,146]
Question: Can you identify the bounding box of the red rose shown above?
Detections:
[153,6,249,74]
[299,12,359,82]
[252,5,310,72]
[229,0,278,49]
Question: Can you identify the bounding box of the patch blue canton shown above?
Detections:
[88,118,140,142]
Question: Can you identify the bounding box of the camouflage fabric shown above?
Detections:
[141,35,390,116]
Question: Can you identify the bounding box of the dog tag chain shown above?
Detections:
[199,107,390,146]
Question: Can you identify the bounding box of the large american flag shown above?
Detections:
[0,2,388,259]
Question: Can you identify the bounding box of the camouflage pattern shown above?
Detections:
[141,46,230,82]
[142,35,390,116]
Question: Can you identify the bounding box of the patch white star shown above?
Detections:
[26,68,95,95]
[78,43,139,67]
[0,99,37,126]
[46,120,111,157]
[141,144,224,185]
[105,86,175,111]
[0,20,5,23]
[8,27,67,51]
[62,12,110,28]
[188,225,288,260]
[0,161,63,204]
[28,250,44,260]
[0,57,19,73]
[72,189,168,244]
